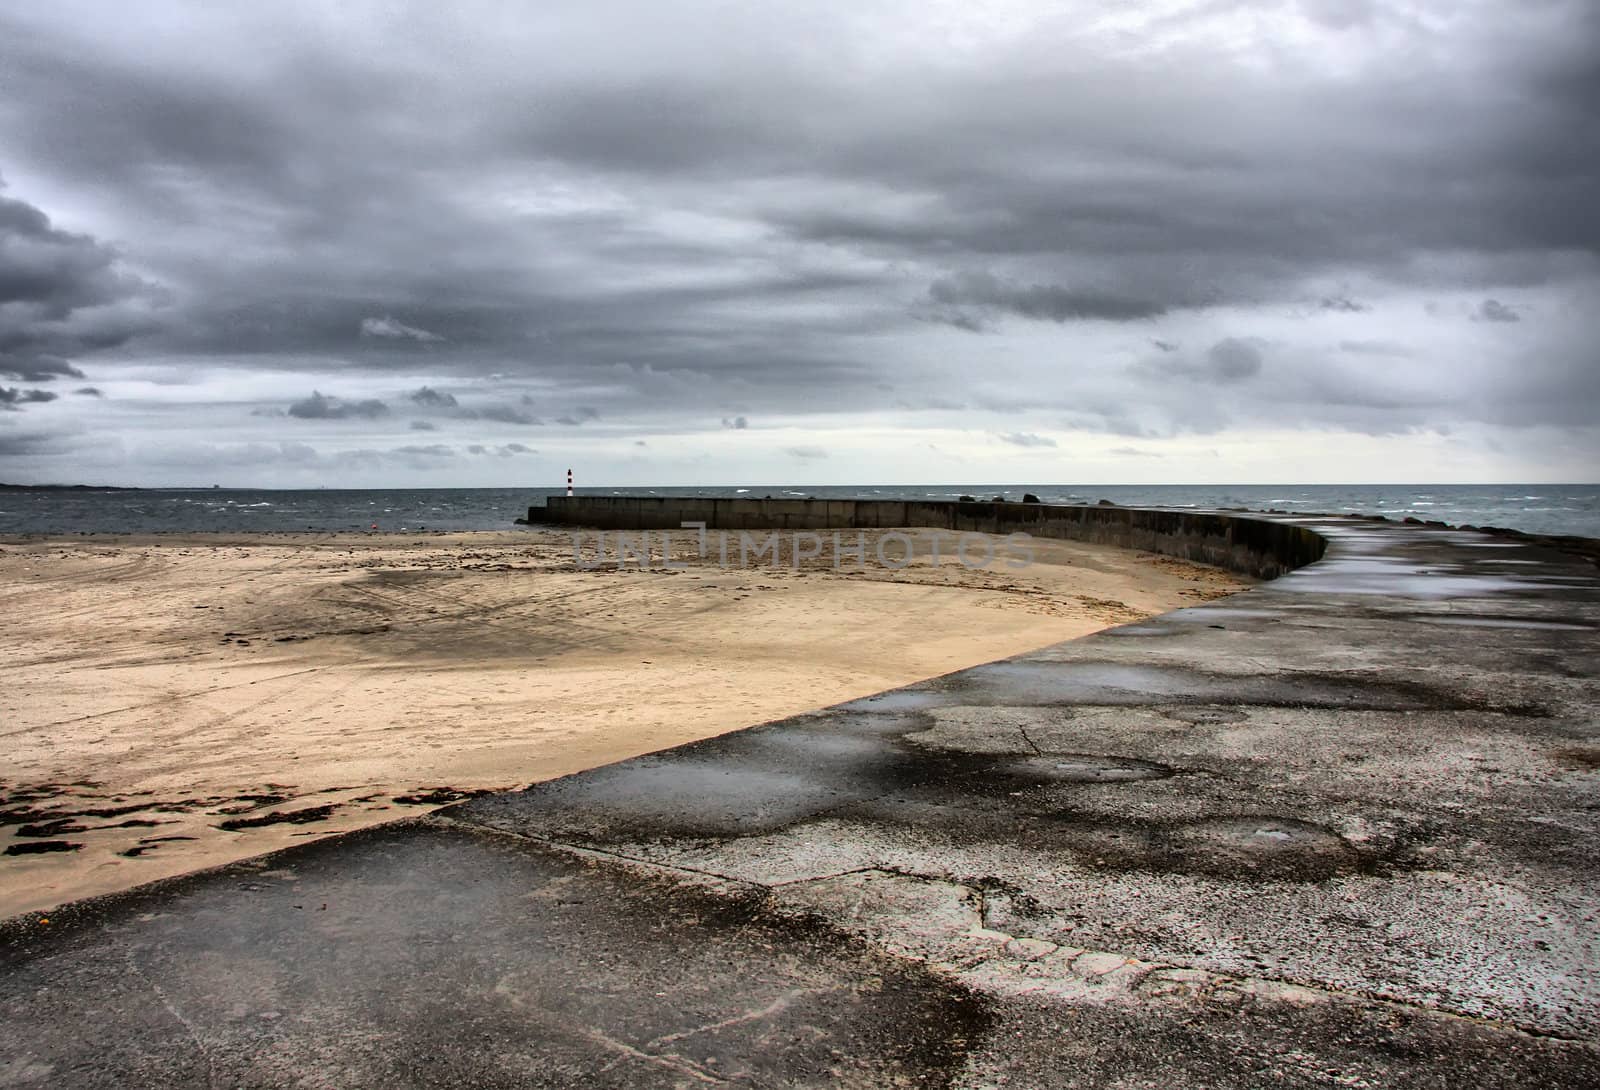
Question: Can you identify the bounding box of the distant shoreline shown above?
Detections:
[0,483,140,491]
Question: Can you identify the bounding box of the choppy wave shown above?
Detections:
[2,484,1596,537]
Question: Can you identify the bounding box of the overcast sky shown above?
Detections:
[1,0,1596,487]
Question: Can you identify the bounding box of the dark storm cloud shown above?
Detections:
[1475,299,1522,323]
[286,391,390,420]
[0,424,76,456]
[0,387,59,409]
[73,386,103,397]
[1137,338,1264,388]
[408,387,458,408]
[0,189,133,310]
[0,182,163,385]
[0,0,1596,479]
[1205,339,1265,383]
[475,405,542,425]
[1318,296,1369,313]
[1,355,82,382]
[927,272,1167,330]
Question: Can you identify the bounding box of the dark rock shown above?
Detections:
[16,820,88,838]
[216,805,338,831]
[1098,499,1116,506]
[1022,493,1041,504]
[958,495,977,503]
[4,840,81,855]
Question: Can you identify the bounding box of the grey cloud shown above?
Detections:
[0,3,1595,478]
[927,271,1167,329]
[1339,339,1413,357]
[1109,446,1162,457]
[502,442,532,454]
[73,386,102,397]
[0,386,59,410]
[409,419,436,430]
[0,189,140,311]
[477,405,542,425]
[1476,299,1521,323]
[135,440,472,473]
[408,386,458,408]
[996,432,1057,449]
[784,445,828,460]
[555,406,601,427]
[286,391,390,420]
[1205,339,1264,383]
[722,415,748,429]
[1134,337,1264,392]
[1,354,83,382]
[0,420,82,456]
[0,183,163,385]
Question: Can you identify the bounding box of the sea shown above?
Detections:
[1,484,1597,539]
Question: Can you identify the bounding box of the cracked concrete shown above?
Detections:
[3,512,1598,1086]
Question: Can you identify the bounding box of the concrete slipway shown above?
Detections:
[2,512,1598,1088]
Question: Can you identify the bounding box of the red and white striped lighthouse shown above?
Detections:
[566,468,573,497]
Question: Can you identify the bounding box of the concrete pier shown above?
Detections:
[4,508,1598,1087]
[536,494,1328,577]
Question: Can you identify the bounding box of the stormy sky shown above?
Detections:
[1,0,1596,487]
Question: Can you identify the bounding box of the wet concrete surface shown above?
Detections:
[4,516,1599,1086]
[1,822,985,1088]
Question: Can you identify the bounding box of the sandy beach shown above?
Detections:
[0,528,1245,917]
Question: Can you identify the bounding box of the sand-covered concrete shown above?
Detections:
[0,528,1241,916]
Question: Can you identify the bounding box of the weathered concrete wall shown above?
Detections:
[533,495,1327,579]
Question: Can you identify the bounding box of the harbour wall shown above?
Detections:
[532,496,1328,579]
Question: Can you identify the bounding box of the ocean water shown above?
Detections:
[0,484,1596,538]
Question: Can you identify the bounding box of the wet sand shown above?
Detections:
[0,528,1246,916]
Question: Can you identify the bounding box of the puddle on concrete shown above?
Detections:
[834,690,951,714]
[940,661,1501,712]
[740,728,900,761]
[1045,812,1362,880]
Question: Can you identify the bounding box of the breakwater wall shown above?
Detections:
[533,496,1327,579]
